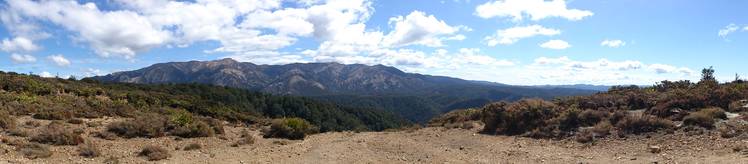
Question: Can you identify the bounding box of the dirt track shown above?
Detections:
[1,117,746,164]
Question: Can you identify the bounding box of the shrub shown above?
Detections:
[32,109,73,120]
[718,120,748,138]
[0,110,16,130]
[480,99,559,135]
[183,143,201,151]
[231,130,256,147]
[578,109,608,126]
[590,121,612,137]
[728,100,748,112]
[107,114,168,138]
[138,145,170,161]
[683,112,715,128]
[170,120,214,138]
[24,120,41,128]
[683,108,726,129]
[263,118,319,140]
[8,128,29,137]
[93,131,118,140]
[17,143,52,159]
[31,121,84,145]
[615,115,674,134]
[68,118,85,124]
[204,118,225,135]
[78,141,101,158]
[428,108,482,127]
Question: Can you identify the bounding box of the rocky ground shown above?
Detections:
[0,116,746,164]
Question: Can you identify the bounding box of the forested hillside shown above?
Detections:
[95,59,597,123]
[0,71,406,132]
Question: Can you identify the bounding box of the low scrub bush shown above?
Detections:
[32,109,73,120]
[615,115,674,134]
[138,145,170,161]
[171,120,215,138]
[0,110,16,130]
[17,143,52,159]
[683,108,726,129]
[107,114,168,138]
[263,118,319,140]
[718,120,748,138]
[78,141,101,158]
[428,108,481,127]
[183,143,202,151]
[231,130,256,147]
[31,121,84,145]
[480,99,559,136]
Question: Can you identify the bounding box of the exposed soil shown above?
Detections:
[1,116,746,164]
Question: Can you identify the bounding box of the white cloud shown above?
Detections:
[39,71,53,78]
[475,0,593,21]
[47,54,71,67]
[718,24,739,38]
[1,36,39,52]
[383,11,465,47]
[484,25,560,46]
[648,64,694,75]
[9,53,36,63]
[83,68,106,77]
[601,39,626,48]
[539,39,570,49]
[5,0,172,59]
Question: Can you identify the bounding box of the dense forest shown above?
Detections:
[0,71,407,132]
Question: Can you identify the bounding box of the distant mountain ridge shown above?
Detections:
[95,58,598,123]
[97,58,473,96]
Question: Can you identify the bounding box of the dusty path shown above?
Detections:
[1,118,746,164]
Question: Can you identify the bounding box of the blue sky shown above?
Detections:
[1,0,747,85]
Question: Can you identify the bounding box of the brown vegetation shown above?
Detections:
[138,145,170,161]
[30,121,84,145]
[263,118,319,140]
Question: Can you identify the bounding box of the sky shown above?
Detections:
[1,0,747,85]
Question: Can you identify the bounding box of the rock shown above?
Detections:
[459,146,465,150]
[649,146,662,153]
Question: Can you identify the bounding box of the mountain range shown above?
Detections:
[94,58,599,123]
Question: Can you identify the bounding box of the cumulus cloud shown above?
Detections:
[5,0,171,59]
[601,39,626,48]
[484,25,560,46]
[9,53,36,63]
[475,0,593,21]
[1,36,39,52]
[383,11,466,47]
[718,24,739,38]
[47,54,71,67]
[539,39,570,49]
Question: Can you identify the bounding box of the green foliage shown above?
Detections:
[480,99,559,136]
[263,118,319,140]
[0,71,406,133]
